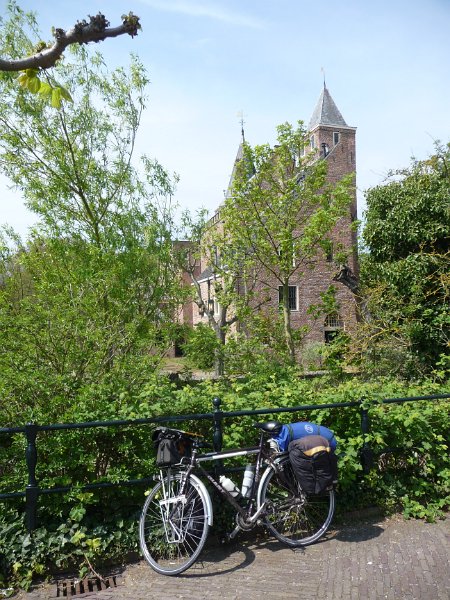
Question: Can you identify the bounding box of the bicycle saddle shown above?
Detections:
[253,421,283,436]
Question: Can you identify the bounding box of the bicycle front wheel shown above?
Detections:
[259,456,335,547]
[139,471,210,575]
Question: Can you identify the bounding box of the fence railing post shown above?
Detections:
[360,403,374,474]
[212,397,223,453]
[25,422,39,532]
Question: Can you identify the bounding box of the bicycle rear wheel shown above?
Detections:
[259,456,335,547]
[139,471,210,575]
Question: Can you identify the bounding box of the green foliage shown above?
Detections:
[0,10,183,427]
[360,143,450,374]
[319,332,352,377]
[16,68,73,108]
[359,395,450,519]
[182,324,218,371]
[0,503,138,591]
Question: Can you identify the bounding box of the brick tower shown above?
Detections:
[307,83,358,265]
[287,84,358,348]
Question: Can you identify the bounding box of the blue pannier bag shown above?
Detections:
[272,421,337,452]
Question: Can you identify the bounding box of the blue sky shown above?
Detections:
[1,0,449,236]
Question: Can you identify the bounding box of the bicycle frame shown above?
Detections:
[163,431,277,531]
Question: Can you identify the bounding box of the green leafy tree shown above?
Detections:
[360,143,450,375]
[179,203,271,376]
[0,7,181,424]
[223,122,355,363]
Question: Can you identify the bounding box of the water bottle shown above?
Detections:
[240,464,255,498]
[219,475,241,498]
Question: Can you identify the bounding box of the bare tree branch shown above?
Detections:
[0,12,141,72]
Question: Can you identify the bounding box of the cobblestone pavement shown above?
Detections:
[14,514,449,600]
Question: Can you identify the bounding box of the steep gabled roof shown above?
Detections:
[225,142,245,199]
[308,85,348,130]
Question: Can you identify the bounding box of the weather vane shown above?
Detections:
[237,110,247,141]
[321,67,326,88]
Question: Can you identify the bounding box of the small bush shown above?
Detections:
[182,324,218,370]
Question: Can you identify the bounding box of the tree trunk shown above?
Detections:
[213,322,226,376]
[204,304,227,376]
[281,282,296,363]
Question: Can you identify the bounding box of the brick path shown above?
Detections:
[14,514,450,600]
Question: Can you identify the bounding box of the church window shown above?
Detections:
[310,135,315,150]
[333,131,340,145]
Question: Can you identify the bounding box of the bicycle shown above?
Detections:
[139,421,335,575]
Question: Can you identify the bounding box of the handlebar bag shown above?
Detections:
[153,428,193,467]
[288,434,337,495]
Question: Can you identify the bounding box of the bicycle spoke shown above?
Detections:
[139,473,209,575]
[260,457,334,546]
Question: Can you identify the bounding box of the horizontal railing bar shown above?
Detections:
[37,413,216,432]
[0,477,156,500]
[39,477,155,495]
[0,413,215,435]
[220,401,360,419]
[0,394,448,436]
[382,394,450,404]
[0,401,358,435]
[0,426,26,434]
[0,491,25,499]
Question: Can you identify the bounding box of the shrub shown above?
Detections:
[182,324,218,370]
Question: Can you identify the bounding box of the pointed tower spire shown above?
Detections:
[308,86,348,131]
[224,113,255,199]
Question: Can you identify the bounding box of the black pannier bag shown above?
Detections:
[288,434,338,495]
[153,427,193,467]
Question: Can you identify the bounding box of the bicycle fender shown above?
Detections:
[256,454,289,509]
[189,473,214,526]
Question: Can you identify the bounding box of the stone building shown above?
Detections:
[183,85,358,358]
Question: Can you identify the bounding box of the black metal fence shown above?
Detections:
[1,393,449,532]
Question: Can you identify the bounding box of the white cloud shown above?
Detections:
[138,0,265,29]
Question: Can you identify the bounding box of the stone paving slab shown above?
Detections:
[14,514,450,600]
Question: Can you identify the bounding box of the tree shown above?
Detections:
[359,143,450,375]
[0,2,140,72]
[223,122,355,363]
[0,7,180,424]
[179,209,262,376]
[0,2,140,107]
